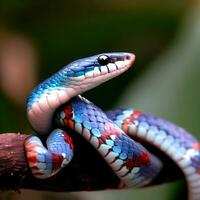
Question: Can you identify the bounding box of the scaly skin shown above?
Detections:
[25,52,138,178]
[25,52,200,200]
[107,109,200,200]
[55,96,162,187]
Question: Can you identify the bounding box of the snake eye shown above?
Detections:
[97,55,111,65]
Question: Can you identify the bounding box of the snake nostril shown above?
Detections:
[125,55,131,60]
[124,53,135,63]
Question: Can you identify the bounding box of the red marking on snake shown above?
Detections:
[64,134,74,150]
[63,118,69,126]
[26,142,41,150]
[197,168,200,174]
[64,105,73,119]
[98,123,121,145]
[27,152,38,163]
[63,105,75,129]
[52,153,64,170]
[122,110,142,132]
[131,110,143,119]
[123,152,150,171]
[192,142,200,150]
[192,143,200,174]
[63,118,75,131]
[68,120,75,129]
[26,142,42,163]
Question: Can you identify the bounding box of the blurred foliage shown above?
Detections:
[0,0,199,200]
[0,1,185,132]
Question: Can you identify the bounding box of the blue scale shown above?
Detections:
[113,145,122,154]
[91,128,101,137]
[106,139,114,147]
[81,114,89,121]
[89,115,97,122]
[36,154,45,162]
[74,114,83,123]
[121,144,129,153]
[83,121,92,130]
[119,152,128,160]
[90,121,98,128]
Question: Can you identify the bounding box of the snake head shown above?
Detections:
[27,52,135,133]
[65,52,135,92]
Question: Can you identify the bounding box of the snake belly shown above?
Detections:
[24,52,200,200]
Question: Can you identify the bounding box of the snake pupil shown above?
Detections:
[97,55,110,65]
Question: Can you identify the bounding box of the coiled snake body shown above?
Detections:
[25,53,200,200]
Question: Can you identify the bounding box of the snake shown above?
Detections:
[24,52,200,200]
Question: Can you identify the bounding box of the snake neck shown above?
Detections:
[27,78,81,134]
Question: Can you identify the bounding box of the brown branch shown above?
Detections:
[0,131,182,192]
